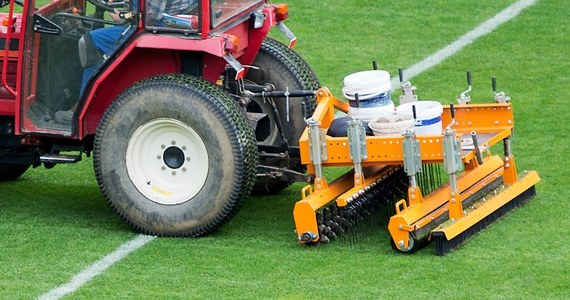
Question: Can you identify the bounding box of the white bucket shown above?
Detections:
[368,112,415,136]
[342,70,392,120]
[396,101,443,135]
[348,101,395,122]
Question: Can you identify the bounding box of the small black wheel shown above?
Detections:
[0,163,30,181]
[390,234,423,254]
[246,37,320,194]
[94,74,257,236]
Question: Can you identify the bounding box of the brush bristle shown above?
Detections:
[433,185,536,256]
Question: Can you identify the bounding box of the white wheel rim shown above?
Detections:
[126,118,209,205]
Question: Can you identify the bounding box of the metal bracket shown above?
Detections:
[443,128,463,195]
[307,118,327,178]
[223,53,245,80]
[443,129,463,174]
[457,92,471,105]
[494,91,511,103]
[276,22,297,48]
[347,118,367,166]
[400,81,419,105]
[402,129,422,178]
[492,76,511,103]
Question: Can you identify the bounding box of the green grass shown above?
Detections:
[2,0,570,298]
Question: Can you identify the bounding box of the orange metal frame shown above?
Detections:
[293,88,540,247]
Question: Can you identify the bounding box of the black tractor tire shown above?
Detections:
[246,37,320,194]
[0,163,30,181]
[93,74,258,237]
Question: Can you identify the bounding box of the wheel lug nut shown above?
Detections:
[171,140,176,145]
[157,155,161,159]
[182,167,187,172]
[182,146,187,150]
[161,144,166,149]
[161,166,166,171]
[172,171,176,176]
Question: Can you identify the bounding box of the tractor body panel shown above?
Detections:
[0,0,277,139]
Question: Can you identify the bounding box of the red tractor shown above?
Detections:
[0,0,319,236]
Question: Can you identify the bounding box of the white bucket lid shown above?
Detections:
[343,70,391,96]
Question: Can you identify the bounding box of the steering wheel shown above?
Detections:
[85,0,131,13]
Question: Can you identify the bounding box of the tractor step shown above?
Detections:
[39,153,81,164]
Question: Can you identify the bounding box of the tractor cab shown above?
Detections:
[1,0,263,137]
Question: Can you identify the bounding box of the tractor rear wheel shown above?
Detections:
[246,37,320,194]
[0,163,29,181]
[94,74,257,236]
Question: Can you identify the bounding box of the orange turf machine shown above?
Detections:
[293,74,540,255]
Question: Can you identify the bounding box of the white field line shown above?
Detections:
[37,235,156,300]
[36,0,537,299]
[390,0,537,90]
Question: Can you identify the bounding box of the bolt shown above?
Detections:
[182,167,187,172]
[451,198,456,203]
[172,171,176,176]
[157,155,161,159]
[398,240,405,247]
[161,144,166,149]
[161,166,166,171]
[171,140,176,145]
[186,157,191,162]
[182,145,187,150]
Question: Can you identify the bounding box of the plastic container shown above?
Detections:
[347,102,395,122]
[368,112,415,136]
[342,70,392,121]
[396,101,443,135]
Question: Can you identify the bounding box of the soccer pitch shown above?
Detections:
[1,0,569,298]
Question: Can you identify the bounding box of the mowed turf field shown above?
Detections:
[2,0,569,298]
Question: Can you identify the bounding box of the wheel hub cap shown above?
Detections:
[163,146,185,169]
